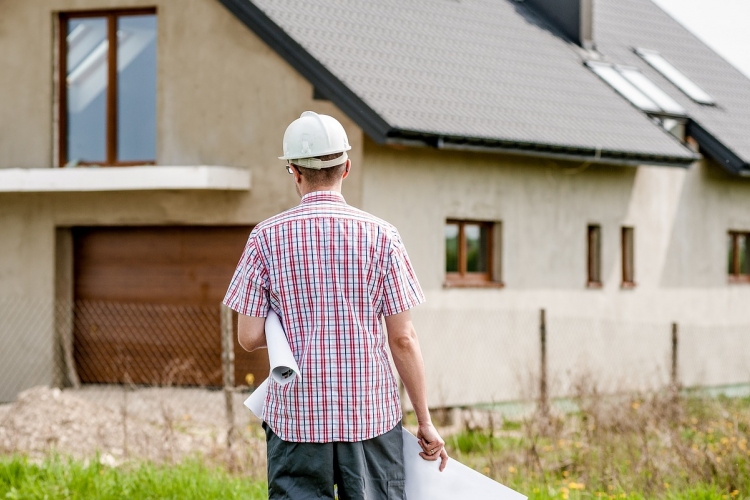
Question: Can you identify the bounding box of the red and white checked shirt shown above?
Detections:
[223,191,425,443]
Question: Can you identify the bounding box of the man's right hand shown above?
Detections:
[417,422,449,471]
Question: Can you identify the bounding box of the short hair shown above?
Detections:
[293,153,347,187]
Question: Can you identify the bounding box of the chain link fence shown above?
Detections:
[1,296,749,469]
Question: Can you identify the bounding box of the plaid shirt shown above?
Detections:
[224,191,425,443]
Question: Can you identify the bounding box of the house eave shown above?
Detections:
[386,131,698,168]
[686,121,750,176]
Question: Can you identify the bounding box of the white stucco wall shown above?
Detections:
[362,141,750,406]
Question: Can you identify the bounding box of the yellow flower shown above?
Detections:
[563,470,570,478]
[730,490,739,497]
[631,401,640,410]
[482,467,490,474]
[664,483,670,489]
[568,482,585,490]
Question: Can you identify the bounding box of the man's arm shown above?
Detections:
[385,310,449,471]
[237,314,267,352]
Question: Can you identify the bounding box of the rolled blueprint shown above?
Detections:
[243,309,297,417]
[243,312,527,500]
[244,378,269,418]
[265,309,301,384]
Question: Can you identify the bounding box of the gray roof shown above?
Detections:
[219,0,750,169]
[595,0,750,172]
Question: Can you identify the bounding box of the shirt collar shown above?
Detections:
[301,191,347,205]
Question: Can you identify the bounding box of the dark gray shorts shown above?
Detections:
[264,421,406,500]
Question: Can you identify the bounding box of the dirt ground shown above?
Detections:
[0,386,266,472]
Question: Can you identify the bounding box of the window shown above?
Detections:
[59,9,157,167]
[727,231,750,282]
[445,220,499,286]
[634,48,715,105]
[586,61,686,116]
[587,224,602,287]
[617,66,686,116]
[621,226,635,287]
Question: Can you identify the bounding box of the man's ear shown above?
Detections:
[342,159,351,180]
[292,165,303,183]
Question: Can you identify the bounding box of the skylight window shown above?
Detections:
[617,66,686,115]
[586,61,686,116]
[634,48,715,105]
[586,61,660,113]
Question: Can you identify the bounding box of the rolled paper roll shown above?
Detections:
[265,309,301,385]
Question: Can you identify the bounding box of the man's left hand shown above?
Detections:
[417,422,449,471]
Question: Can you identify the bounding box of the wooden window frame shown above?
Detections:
[728,231,750,283]
[621,226,636,288]
[587,224,602,288]
[58,8,157,168]
[445,220,501,288]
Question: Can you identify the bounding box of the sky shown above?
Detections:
[650,0,750,79]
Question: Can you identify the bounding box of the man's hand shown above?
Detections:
[417,422,449,471]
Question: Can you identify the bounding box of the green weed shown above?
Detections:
[0,455,266,500]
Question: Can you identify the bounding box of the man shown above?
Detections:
[224,111,448,500]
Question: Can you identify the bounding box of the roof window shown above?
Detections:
[586,61,686,116]
[634,48,715,105]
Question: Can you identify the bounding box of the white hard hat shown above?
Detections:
[279,111,352,169]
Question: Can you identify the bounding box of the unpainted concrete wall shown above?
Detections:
[362,140,750,406]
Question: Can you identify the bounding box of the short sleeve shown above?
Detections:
[223,232,270,317]
[382,228,426,316]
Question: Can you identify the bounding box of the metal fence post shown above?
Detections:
[221,304,235,449]
[671,322,679,389]
[539,308,549,417]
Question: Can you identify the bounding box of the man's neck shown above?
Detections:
[299,184,341,197]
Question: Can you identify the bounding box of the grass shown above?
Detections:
[2,390,749,499]
[0,455,267,500]
[443,388,750,500]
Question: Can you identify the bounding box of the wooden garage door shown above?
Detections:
[73,226,269,387]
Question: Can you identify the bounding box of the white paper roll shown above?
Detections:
[244,378,268,418]
[265,309,301,385]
